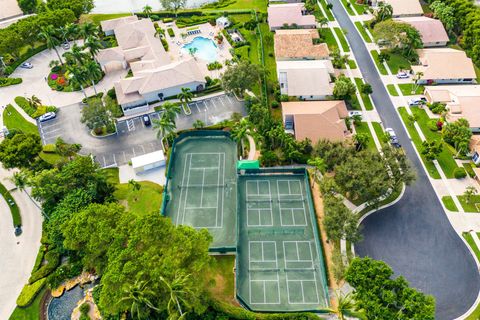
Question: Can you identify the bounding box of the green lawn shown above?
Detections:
[354,78,374,110]
[386,84,398,96]
[114,181,164,216]
[312,2,325,20]
[410,107,459,178]
[372,122,385,143]
[387,84,424,96]
[370,50,388,75]
[340,0,355,15]
[9,288,45,320]
[103,167,120,185]
[463,162,476,178]
[0,182,21,226]
[80,13,130,24]
[319,0,335,21]
[215,0,267,11]
[355,22,372,42]
[348,0,368,14]
[465,232,480,320]
[333,27,350,52]
[348,59,357,69]
[355,122,377,151]
[320,28,339,51]
[207,255,236,304]
[441,196,458,212]
[385,53,411,75]
[398,107,440,179]
[3,105,38,136]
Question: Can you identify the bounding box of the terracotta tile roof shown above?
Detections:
[267,3,316,29]
[274,29,329,60]
[396,17,448,46]
[382,0,423,16]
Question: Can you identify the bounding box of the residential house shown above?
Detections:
[100,15,139,36]
[267,3,316,31]
[395,16,449,47]
[372,0,423,17]
[277,60,334,100]
[274,29,329,60]
[424,85,480,132]
[96,16,206,115]
[282,101,350,143]
[411,48,476,85]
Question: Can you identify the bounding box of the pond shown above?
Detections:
[47,283,94,320]
[182,37,218,62]
[92,0,216,13]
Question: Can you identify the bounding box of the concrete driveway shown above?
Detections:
[0,168,43,320]
[38,94,245,168]
[328,1,480,319]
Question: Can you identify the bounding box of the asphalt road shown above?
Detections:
[327,2,480,318]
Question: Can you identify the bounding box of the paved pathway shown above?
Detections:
[0,167,43,320]
[328,1,480,318]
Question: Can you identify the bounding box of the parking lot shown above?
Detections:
[37,93,245,168]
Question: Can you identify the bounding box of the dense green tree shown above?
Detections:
[153,114,177,139]
[373,20,422,60]
[46,0,94,18]
[333,75,356,100]
[221,61,261,98]
[353,132,370,151]
[374,2,393,22]
[39,25,63,65]
[430,1,455,32]
[160,0,186,16]
[81,98,112,131]
[442,118,472,155]
[54,137,81,160]
[0,131,41,169]
[345,257,435,320]
[18,0,37,14]
[421,140,443,160]
[323,195,361,243]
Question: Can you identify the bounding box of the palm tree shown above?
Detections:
[160,102,181,122]
[328,291,363,320]
[84,60,102,95]
[188,47,198,59]
[354,132,370,151]
[27,95,42,111]
[143,4,153,16]
[374,2,393,22]
[318,17,329,33]
[39,26,63,65]
[464,186,478,203]
[84,36,103,59]
[231,118,252,155]
[119,280,159,319]
[153,115,177,139]
[178,88,193,107]
[67,65,88,99]
[64,44,88,66]
[307,157,326,181]
[11,172,28,192]
[193,119,205,129]
[78,22,99,40]
[160,272,193,319]
[412,71,424,94]
[65,23,79,41]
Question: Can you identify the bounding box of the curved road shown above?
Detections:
[327,1,480,318]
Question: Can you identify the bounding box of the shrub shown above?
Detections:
[161,38,169,51]
[163,17,173,23]
[47,261,83,289]
[207,61,222,70]
[150,15,160,21]
[454,167,467,179]
[80,302,90,314]
[167,28,175,37]
[428,102,446,114]
[107,88,116,99]
[0,77,22,87]
[14,96,36,117]
[427,119,439,131]
[16,278,47,307]
[361,83,373,95]
[271,100,279,108]
[43,144,57,153]
[29,249,61,283]
[51,65,61,73]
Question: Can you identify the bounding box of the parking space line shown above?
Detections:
[226,95,235,104]
[123,152,127,163]
[211,98,218,109]
[132,147,136,156]
[113,154,116,166]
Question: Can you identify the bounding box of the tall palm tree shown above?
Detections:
[160,102,181,122]
[67,65,88,99]
[231,118,251,156]
[78,22,99,40]
[84,36,103,59]
[39,26,64,65]
[328,291,364,320]
[307,157,326,181]
[27,95,42,110]
[160,272,193,320]
[119,280,159,319]
[84,60,102,94]
[65,23,79,41]
[178,88,193,107]
[153,115,176,139]
[143,4,153,16]
[64,44,88,66]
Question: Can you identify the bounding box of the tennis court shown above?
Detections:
[164,133,237,249]
[236,171,329,312]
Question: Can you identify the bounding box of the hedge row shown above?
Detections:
[15,96,57,119]
[0,182,21,227]
[29,249,61,284]
[0,77,22,87]
[16,278,47,307]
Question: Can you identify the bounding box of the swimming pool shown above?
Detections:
[182,37,218,62]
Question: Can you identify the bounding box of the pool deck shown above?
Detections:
[158,21,233,79]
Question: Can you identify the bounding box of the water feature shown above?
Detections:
[181,37,218,62]
[47,283,94,320]
[92,0,217,13]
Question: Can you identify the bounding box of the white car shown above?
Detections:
[62,41,70,50]
[348,111,363,118]
[20,62,33,69]
[38,112,56,122]
[385,127,396,138]
[408,97,427,106]
[396,71,409,79]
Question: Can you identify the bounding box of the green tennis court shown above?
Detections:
[164,133,237,249]
[236,172,329,312]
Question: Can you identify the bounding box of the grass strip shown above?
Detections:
[340,0,355,15]
[354,78,374,110]
[3,104,38,136]
[0,182,21,226]
[334,27,350,52]
[441,196,458,212]
[355,21,372,42]
[320,28,339,51]
[348,59,357,69]
[371,122,384,144]
[386,84,398,96]
[398,107,440,179]
[319,0,335,21]
[370,50,388,75]
[355,122,377,151]
[385,53,411,75]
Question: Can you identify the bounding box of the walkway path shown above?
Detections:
[0,167,43,320]
[327,1,480,318]
[247,135,256,160]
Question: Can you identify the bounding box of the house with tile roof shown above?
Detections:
[395,17,449,47]
[372,0,423,17]
[267,3,316,31]
[274,29,329,60]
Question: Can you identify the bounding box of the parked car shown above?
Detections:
[38,112,56,122]
[14,226,22,237]
[348,111,363,118]
[385,127,396,138]
[20,62,33,69]
[408,97,427,106]
[390,136,402,148]
[396,71,409,79]
[62,41,70,50]
[142,114,151,126]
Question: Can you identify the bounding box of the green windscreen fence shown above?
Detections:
[237,160,260,170]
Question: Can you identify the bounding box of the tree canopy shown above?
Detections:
[221,61,261,98]
[333,75,356,100]
[345,257,435,320]
[46,0,94,18]
[0,131,42,169]
[442,118,472,155]
[373,20,422,60]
